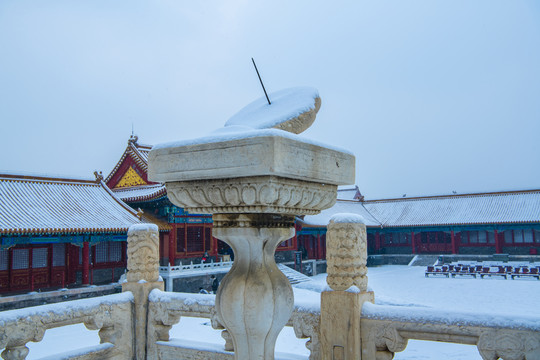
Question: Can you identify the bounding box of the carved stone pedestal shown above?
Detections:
[213,214,295,360]
[148,89,355,359]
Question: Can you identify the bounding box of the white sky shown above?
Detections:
[1,1,539,199]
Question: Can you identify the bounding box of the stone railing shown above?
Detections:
[0,292,133,360]
[146,289,321,360]
[319,215,540,360]
[361,303,540,360]
[2,223,539,360]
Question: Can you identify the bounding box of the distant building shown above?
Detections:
[0,173,141,293]
[299,187,540,258]
[105,136,297,266]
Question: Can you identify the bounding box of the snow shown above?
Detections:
[37,343,113,360]
[10,266,540,359]
[128,223,158,234]
[302,200,380,227]
[26,324,101,360]
[152,126,352,155]
[224,87,319,130]
[0,292,133,324]
[149,289,216,307]
[362,302,540,331]
[329,212,366,224]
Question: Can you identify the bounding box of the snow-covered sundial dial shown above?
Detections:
[224,86,321,134]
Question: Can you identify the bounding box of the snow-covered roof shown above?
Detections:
[303,190,540,228]
[0,174,142,235]
[364,190,540,227]
[105,135,152,184]
[112,184,166,203]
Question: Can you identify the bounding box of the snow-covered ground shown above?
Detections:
[24,265,540,359]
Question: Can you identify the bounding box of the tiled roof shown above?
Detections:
[0,174,142,235]
[105,135,152,184]
[303,190,540,228]
[112,184,167,203]
[364,190,540,227]
[139,212,172,232]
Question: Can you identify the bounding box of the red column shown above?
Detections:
[82,242,90,285]
[375,233,381,252]
[451,231,457,254]
[169,228,176,266]
[317,233,322,260]
[495,230,502,254]
[213,235,218,257]
[292,222,300,253]
[411,231,416,254]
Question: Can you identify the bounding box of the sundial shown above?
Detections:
[148,81,355,360]
[224,86,321,134]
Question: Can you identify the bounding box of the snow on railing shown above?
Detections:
[146,289,320,360]
[361,302,540,359]
[0,292,134,360]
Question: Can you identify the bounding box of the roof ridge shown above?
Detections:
[0,173,98,185]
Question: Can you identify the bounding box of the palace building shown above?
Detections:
[298,186,540,259]
[0,173,141,293]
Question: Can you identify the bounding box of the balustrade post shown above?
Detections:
[122,224,164,360]
[320,215,374,360]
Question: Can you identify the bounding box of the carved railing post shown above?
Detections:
[0,323,45,360]
[121,224,164,360]
[320,214,374,360]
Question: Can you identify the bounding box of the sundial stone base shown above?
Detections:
[213,213,295,360]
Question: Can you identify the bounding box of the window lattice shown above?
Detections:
[524,230,533,243]
[187,227,204,253]
[109,242,122,262]
[0,250,8,271]
[32,248,48,268]
[95,242,109,263]
[13,249,29,270]
[52,244,65,266]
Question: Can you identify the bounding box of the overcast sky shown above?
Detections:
[1,1,539,199]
